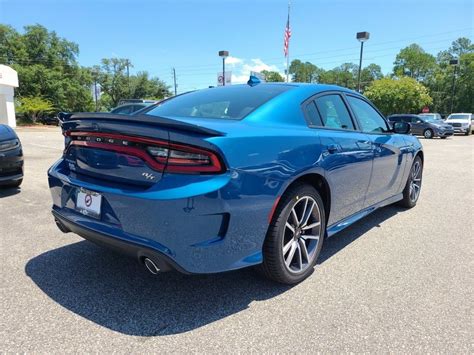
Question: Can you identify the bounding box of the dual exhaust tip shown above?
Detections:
[143,257,160,274]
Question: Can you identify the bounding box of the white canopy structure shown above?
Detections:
[0,65,19,128]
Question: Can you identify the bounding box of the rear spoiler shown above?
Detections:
[58,112,225,137]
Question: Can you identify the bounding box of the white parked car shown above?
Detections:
[445,113,473,135]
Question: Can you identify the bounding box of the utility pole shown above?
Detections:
[125,59,131,97]
[172,68,177,95]
[449,58,459,113]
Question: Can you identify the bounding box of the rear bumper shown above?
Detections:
[48,158,274,274]
[53,209,187,273]
[0,147,24,184]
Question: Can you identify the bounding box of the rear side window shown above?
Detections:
[315,94,355,130]
[347,96,388,133]
[304,101,323,126]
[146,85,293,120]
[389,116,401,122]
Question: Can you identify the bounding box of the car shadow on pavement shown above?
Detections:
[0,187,21,198]
[318,205,403,264]
[25,205,405,336]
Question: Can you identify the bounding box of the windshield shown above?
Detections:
[447,114,470,120]
[146,85,293,120]
[422,116,439,123]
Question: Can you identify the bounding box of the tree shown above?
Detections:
[1,24,94,113]
[430,38,474,113]
[16,96,54,122]
[97,59,171,109]
[360,63,383,91]
[332,63,359,89]
[261,70,284,82]
[364,77,432,116]
[393,44,436,82]
[289,60,322,82]
[97,58,131,107]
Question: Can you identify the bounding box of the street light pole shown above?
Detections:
[449,58,459,113]
[356,31,370,92]
[218,50,229,86]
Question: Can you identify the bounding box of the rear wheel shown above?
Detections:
[465,127,471,136]
[398,156,423,208]
[440,136,447,139]
[259,184,325,284]
[423,129,433,139]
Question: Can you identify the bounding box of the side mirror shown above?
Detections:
[393,122,411,134]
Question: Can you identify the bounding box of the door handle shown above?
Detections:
[327,144,340,154]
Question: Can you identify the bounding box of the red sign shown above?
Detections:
[422,106,430,113]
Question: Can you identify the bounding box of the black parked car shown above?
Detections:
[388,114,454,139]
[38,115,60,126]
[0,124,24,187]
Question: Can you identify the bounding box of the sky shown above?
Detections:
[1,0,473,93]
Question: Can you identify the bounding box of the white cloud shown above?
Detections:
[225,56,244,66]
[229,58,285,84]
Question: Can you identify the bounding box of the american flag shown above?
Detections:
[283,11,291,57]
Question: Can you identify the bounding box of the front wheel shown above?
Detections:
[398,156,423,208]
[423,129,434,139]
[465,127,471,136]
[259,184,326,284]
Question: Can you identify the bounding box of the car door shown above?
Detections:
[306,93,374,226]
[346,95,409,207]
[409,116,424,135]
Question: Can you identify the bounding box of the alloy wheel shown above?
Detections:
[282,196,322,274]
[409,161,422,203]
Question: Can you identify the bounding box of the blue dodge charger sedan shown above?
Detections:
[48,80,423,284]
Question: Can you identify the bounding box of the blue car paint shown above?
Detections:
[48,84,422,274]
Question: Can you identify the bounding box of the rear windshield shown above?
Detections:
[146,84,293,120]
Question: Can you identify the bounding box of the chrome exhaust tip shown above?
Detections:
[143,257,160,274]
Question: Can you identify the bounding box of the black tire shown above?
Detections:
[259,183,326,284]
[1,179,22,188]
[398,156,423,209]
[465,127,471,136]
[423,129,434,139]
[440,136,447,139]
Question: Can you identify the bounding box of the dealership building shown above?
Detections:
[0,65,19,128]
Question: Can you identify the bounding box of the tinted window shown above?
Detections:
[347,96,388,133]
[304,101,323,126]
[389,116,401,122]
[401,117,412,123]
[146,85,293,120]
[315,94,354,130]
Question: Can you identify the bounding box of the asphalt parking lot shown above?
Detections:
[1,126,473,352]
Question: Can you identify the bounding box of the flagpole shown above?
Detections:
[286,1,290,82]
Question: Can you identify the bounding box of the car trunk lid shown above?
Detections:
[60,113,225,187]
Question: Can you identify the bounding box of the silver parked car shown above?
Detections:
[445,113,473,135]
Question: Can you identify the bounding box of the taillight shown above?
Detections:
[66,132,224,174]
[152,143,223,173]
